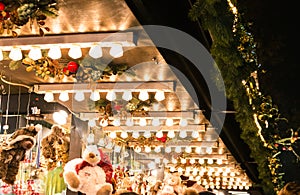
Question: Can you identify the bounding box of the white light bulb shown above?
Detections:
[122,90,132,101]
[125,118,134,126]
[121,131,128,139]
[152,118,160,126]
[9,48,22,61]
[165,146,172,153]
[138,90,149,101]
[139,118,147,126]
[59,91,69,102]
[167,130,175,138]
[143,130,151,138]
[68,45,82,59]
[109,44,123,58]
[179,118,188,127]
[175,146,181,153]
[195,147,202,153]
[134,146,142,153]
[145,146,151,153]
[181,158,186,164]
[154,90,165,101]
[190,159,196,164]
[74,91,85,102]
[48,45,62,59]
[179,131,187,138]
[199,159,205,164]
[165,118,173,126]
[191,130,199,138]
[132,131,140,139]
[90,91,100,101]
[206,147,212,154]
[106,91,116,101]
[28,47,42,61]
[185,146,192,153]
[44,92,54,102]
[89,44,103,58]
[109,132,117,139]
[154,146,161,153]
[155,131,163,138]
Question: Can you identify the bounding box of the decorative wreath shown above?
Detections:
[0,0,59,36]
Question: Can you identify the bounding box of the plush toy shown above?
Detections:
[41,125,70,170]
[0,124,42,185]
[158,172,184,195]
[63,145,113,195]
[149,180,163,195]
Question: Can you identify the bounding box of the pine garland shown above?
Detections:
[188,0,299,194]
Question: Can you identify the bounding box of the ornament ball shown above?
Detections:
[0,2,5,11]
[66,61,79,73]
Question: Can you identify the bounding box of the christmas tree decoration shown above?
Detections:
[0,0,59,36]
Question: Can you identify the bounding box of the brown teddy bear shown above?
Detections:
[41,125,70,170]
[63,145,113,195]
[0,124,42,185]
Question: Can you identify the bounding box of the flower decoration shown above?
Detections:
[23,56,66,80]
[0,0,59,36]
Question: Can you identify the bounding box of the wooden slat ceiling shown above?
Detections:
[0,0,255,191]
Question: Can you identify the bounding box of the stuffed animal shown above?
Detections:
[41,125,70,170]
[0,124,42,185]
[158,172,184,195]
[63,145,113,195]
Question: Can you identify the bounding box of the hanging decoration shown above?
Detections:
[93,94,157,118]
[0,0,59,36]
[23,56,66,81]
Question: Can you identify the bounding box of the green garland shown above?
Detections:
[0,0,59,36]
[189,0,300,194]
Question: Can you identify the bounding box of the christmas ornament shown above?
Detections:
[67,61,79,73]
[0,2,5,11]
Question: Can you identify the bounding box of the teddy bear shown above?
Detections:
[0,124,42,185]
[41,125,70,170]
[63,144,113,195]
[158,172,184,195]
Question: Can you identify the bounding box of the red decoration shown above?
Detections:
[156,133,167,143]
[0,2,5,11]
[66,61,79,73]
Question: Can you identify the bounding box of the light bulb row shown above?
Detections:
[107,129,202,140]
[0,43,124,61]
[44,89,166,102]
[131,144,213,154]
